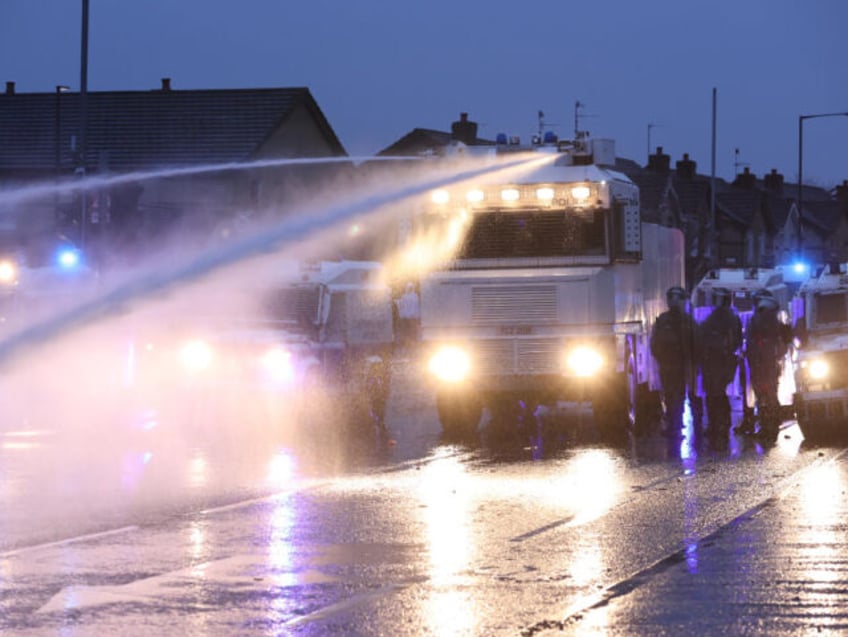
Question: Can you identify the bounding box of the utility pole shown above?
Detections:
[708,88,716,265]
[55,85,69,228]
[797,111,848,260]
[574,101,583,138]
[79,0,89,251]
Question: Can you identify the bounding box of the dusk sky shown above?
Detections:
[2,1,846,187]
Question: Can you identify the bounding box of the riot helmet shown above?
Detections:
[712,287,732,308]
[666,286,688,311]
[751,288,774,304]
[756,295,780,312]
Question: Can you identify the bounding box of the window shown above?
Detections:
[457,209,607,260]
[815,293,847,325]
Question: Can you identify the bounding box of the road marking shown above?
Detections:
[3,455,443,558]
[0,525,139,559]
[198,450,473,515]
[282,582,416,628]
[519,447,848,636]
[510,516,576,542]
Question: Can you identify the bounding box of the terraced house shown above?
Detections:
[0,79,348,265]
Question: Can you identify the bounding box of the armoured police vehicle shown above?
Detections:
[792,262,848,442]
[414,133,685,437]
[129,260,394,432]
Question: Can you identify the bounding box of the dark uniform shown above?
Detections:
[745,295,792,442]
[651,286,700,436]
[698,287,743,446]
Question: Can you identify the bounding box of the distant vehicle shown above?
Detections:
[792,262,848,443]
[128,260,394,433]
[692,266,797,429]
[412,132,685,437]
[0,253,20,322]
[0,242,95,327]
[693,267,793,323]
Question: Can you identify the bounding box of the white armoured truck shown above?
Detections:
[793,263,848,443]
[418,136,685,435]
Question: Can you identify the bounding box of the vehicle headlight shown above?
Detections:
[262,347,294,383]
[466,189,484,203]
[571,185,591,202]
[428,346,471,383]
[179,340,213,372]
[501,188,520,202]
[807,358,829,380]
[566,346,604,377]
[536,187,555,201]
[431,189,450,205]
[0,260,16,285]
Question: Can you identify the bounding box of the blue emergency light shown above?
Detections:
[57,247,81,269]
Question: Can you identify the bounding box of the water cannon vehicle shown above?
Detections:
[413,133,685,438]
[792,262,848,443]
[128,260,394,432]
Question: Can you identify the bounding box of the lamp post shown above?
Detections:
[54,85,70,176]
[79,0,89,251]
[54,85,70,231]
[797,111,848,260]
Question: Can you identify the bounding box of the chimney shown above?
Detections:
[450,112,478,145]
[733,166,757,189]
[160,77,171,91]
[836,180,848,204]
[763,168,784,195]
[647,146,670,173]
[675,153,697,179]
[5,81,14,95]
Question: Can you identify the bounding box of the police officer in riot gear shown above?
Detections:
[698,287,742,448]
[745,293,792,443]
[651,286,700,439]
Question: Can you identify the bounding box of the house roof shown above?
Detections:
[0,86,347,172]
[672,175,711,217]
[628,171,670,221]
[378,127,495,156]
[763,191,794,231]
[378,128,453,156]
[715,188,762,226]
[804,200,843,234]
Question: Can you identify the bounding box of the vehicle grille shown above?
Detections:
[471,285,557,325]
[475,337,562,374]
[265,286,320,326]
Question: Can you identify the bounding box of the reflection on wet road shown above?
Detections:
[1,363,846,635]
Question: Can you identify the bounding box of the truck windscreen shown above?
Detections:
[457,208,606,259]
[816,293,848,325]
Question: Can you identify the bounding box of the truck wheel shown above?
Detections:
[593,355,638,441]
[796,417,815,444]
[634,385,662,436]
[436,390,482,436]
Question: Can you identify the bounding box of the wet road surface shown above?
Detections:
[1,362,847,635]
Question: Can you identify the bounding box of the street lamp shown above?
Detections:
[54,85,70,176]
[54,85,70,231]
[797,111,848,259]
